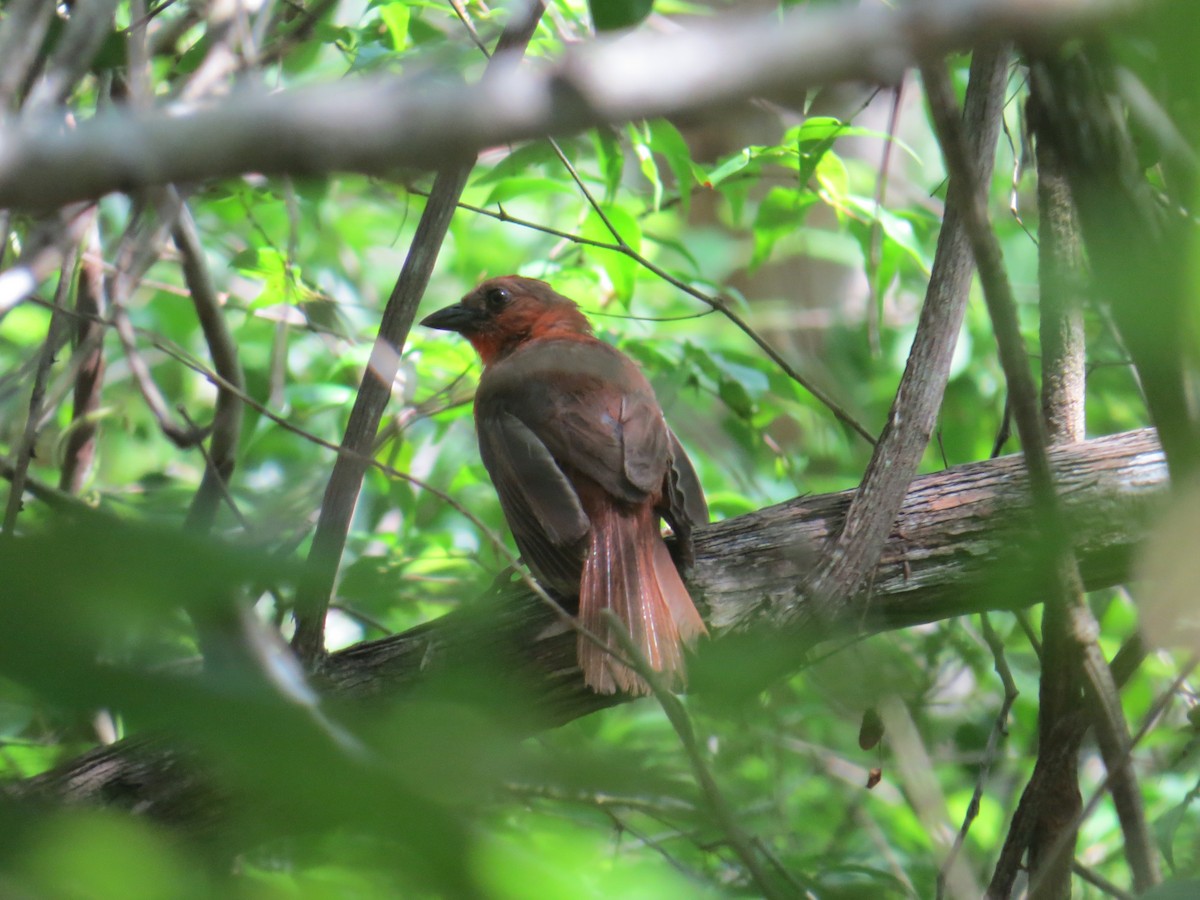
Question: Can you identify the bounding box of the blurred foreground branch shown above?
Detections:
[16,428,1167,823]
[0,0,1133,212]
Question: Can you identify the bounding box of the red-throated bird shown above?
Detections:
[421,276,707,695]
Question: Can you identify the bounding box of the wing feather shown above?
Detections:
[478,337,671,507]
[476,408,589,594]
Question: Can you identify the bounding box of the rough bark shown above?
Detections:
[13,428,1167,827]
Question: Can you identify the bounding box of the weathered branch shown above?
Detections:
[16,429,1167,822]
[0,0,1136,212]
[176,200,246,534]
[804,44,1008,621]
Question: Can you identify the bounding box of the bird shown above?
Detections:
[421,275,708,695]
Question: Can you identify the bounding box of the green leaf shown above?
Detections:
[628,122,662,211]
[472,143,560,187]
[647,119,700,216]
[581,206,642,304]
[591,129,624,202]
[378,2,410,50]
[0,304,51,347]
[590,0,654,32]
[718,375,756,419]
[706,148,752,187]
[751,186,818,270]
[815,151,850,207]
[482,177,578,206]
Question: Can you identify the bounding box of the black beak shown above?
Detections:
[420,303,487,334]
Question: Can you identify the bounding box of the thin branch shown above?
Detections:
[3,247,77,533]
[107,203,209,448]
[0,0,1135,212]
[178,406,250,533]
[59,223,108,494]
[174,199,246,534]
[290,0,547,666]
[601,609,790,900]
[937,613,1019,900]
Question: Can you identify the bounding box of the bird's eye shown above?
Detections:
[485,286,511,309]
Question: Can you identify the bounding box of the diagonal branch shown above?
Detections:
[176,199,246,534]
[289,0,548,665]
[801,45,1010,623]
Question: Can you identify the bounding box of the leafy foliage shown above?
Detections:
[0,0,1196,897]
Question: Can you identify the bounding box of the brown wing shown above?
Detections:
[478,337,671,507]
[666,428,706,519]
[474,405,590,595]
[659,427,708,569]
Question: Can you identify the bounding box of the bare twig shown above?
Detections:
[178,407,249,533]
[175,200,246,534]
[3,248,77,533]
[59,223,108,494]
[601,609,791,900]
[108,204,209,448]
[290,0,548,666]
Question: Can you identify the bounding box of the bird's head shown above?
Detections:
[421,276,592,365]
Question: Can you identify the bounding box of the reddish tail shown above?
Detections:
[578,501,707,695]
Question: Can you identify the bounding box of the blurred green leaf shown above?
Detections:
[590,0,654,32]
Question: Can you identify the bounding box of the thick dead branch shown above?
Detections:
[0,0,1134,212]
[14,429,1166,825]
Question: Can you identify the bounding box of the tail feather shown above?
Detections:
[578,502,707,695]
